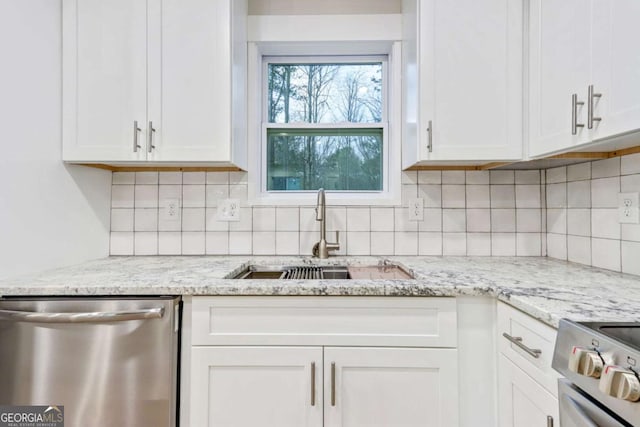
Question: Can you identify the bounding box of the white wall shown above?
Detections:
[0,0,111,280]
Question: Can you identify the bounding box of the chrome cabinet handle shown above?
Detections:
[331,362,336,406]
[502,332,542,358]
[133,121,142,152]
[427,120,433,153]
[0,307,164,323]
[571,94,585,135]
[587,85,602,129]
[147,121,156,153]
[547,415,554,427]
[310,362,316,406]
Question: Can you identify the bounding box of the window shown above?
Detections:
[263,57,387,193]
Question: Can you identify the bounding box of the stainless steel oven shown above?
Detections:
[553,319,640,426]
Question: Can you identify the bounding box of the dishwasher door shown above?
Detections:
[0,297,180,427]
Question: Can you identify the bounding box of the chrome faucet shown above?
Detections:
[312,188,340,258]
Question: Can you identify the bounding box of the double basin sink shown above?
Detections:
[233,264,413,280]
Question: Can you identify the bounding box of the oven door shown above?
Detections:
[559,379,631,427]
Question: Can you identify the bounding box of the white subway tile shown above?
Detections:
[205,231,229,255]
[229,171,248,184]
[419,209,442,232]
[113,172,135,184]
[275,231,299,255]
[547,209,567,234]
[394,207,418,232]
[135,171,158,185]
[490,185,516,208]
[467,233,491,256]
[546,183,567,208]
[591,238,621,271]
[300,207,320,232]
[229,207,252,231]
[491,209,516,232]
[347,207,371,232]
[182,208,205,232]
[621,153,640,175]
[621,174,640,192]
[299,231,317,256]
[159,172,182,185]
[516,233,541,256]
[591,177,620,208]
[443,209,466,232]
[591,209,620,239]
[112,185,134,208]
[207,172,229,185]
[516,209,542,233]
[134,232,158,255]
[443,233,466,255]
[442,171,465,184]
[229,184,248,205]
[547,233,567,260]
[491,233,516,256]
[228,232,253,255]
[401,184,417,204]
[159,232,182,255]
[205,185,229,207]
[182,232,205,255]
[111,209,134,232]
[490,170,515,184]
[327,207,347,231]
[418,232,442,256]
[567,163,591,182]
[546,166,567,184]
[591,157,620,179]
[442,185,466,208]
[276,207,299,232]
[567,209,591,237]
[567,235,591,266]
[182,185,205,208]
[205,208,229,231]
[134,185,158,208]
[159,209,182,232]
[567,181,591,208]
[253,207,276,231]
[622,224,640,242]
[371,232,395,255]
[371,208,394,232]
[346,232,370,256]
[159,185,182,201]
[622,241,640,275]
[417,171,441,184]
[466,209,491,232]
[394,232,418,255]
[134,209,158,231]
[515,185,541,208]
[252,231,276,255]
[183,172,205,184]
[515,170,540,185]
[466,171,490,184]
[466,185,490,208]
[401,171,418,184]
[418,184,442,208]
[110,232,134,255]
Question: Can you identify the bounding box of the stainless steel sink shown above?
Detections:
[233,265,350,280]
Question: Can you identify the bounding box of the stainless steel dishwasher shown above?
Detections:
[0,296,181,427]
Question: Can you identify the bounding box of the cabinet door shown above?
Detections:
[324,347,458,427]
[498,354,559,427]
[62,0,147,162]
[147,0,246,163]
[190,346,323,427]
[591,0,640,141]
[528,0,591,158]
[418,0,523,161]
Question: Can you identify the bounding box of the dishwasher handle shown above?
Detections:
[0,307,164,323]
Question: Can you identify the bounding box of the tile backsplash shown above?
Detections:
[545,153,640,275]
[110,169,545,257]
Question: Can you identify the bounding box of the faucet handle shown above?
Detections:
[335,230,340,243]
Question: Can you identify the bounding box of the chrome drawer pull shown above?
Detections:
[502,332,542,358]
[331,362,336,406]
[427,120,433,153]
[310,362,316,406]
[571,94,584,135]
[587,84,602,129]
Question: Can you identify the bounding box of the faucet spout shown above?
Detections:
[312,188,339,258]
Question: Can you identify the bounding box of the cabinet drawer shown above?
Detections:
[192,297,457,347]
[497,301,560,396]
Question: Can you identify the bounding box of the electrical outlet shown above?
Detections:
[408,198,424,221]
[618,192,640,224]
[217,199,241,222]
[161,198,181,222]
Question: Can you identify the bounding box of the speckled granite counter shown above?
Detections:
[1,256,639,328]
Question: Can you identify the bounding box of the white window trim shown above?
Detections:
[247,41,402,206]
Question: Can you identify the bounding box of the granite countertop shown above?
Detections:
[1,256,639,328]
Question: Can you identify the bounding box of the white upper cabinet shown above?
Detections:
[402,0,523,167]
[62,0,247,167]
[529,0,640,158]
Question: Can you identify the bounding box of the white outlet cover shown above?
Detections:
[618,193,640,224]
[160,198,181,222]
[408,198,424,221]
[217,199,241,222]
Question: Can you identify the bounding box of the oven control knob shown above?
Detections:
[568,346,604,378]
[599,365,640,402]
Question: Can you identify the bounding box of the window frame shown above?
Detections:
[247,42,402,206]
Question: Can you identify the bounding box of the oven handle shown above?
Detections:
[561,394,599,427]
[0,307,164,323]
